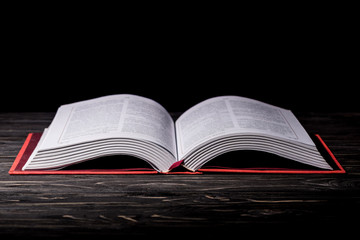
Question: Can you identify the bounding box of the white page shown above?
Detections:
[175,96,315,160]
[226,96,314,144]
[34,94,177,158]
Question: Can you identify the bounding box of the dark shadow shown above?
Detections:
[62,155,154,170]
[202,150,321,170]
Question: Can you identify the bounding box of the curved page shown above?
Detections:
[23,95,177,172]
[175,96,332,170]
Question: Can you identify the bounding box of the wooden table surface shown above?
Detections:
[0,112,359,238]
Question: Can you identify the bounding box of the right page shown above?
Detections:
[175,96,333,171]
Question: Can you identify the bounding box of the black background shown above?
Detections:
[2,6,357,113]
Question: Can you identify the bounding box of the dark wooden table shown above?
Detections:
[1,112,359,238]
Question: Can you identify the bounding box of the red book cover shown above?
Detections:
[9,133,345,175]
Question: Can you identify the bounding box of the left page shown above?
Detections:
[23,94,177,170]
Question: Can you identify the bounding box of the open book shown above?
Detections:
[16,94,340,173]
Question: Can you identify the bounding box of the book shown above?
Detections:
[9,94,345,174]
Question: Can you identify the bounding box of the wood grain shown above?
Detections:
[0,112,360,238]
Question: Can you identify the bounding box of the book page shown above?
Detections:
[175,96,315,160]
[37,94,177,158]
